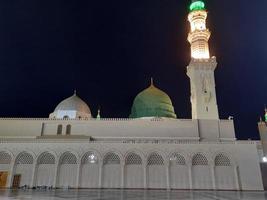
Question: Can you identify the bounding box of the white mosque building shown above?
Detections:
[0,0,264,190]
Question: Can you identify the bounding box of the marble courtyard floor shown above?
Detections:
[0,189,267,200]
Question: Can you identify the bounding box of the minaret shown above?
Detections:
[186,0,219,120]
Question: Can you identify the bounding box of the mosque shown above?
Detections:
[0,0,264,190]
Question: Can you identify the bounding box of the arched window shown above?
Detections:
[66,124,71,135]
[147,153,164,165]
[63,116,69,119]
[57,124,62,135]
[0,152,12,164]
[192,153,208,166]
[82,152,98,164]
[59,152,77,164]
[37,152,55,165]
[125,153,142,165]
[103,152,120,165]
[215,153,231,166]
[15,152,33,165]
[170,153,186,165]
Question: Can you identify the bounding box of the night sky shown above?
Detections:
[0,0,266,140]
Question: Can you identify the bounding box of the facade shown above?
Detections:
[0,0,264,190]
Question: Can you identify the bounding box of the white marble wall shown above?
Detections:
[0,141,263,190]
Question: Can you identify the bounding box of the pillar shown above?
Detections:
[98,160,103,188]
[30,160,38,188]
[143,164,147,189]
[166,164,170,190]
[210,164,216,190]
[76,159,81,188]
[7,160,15,188]
[53,161,59,188]
[121,161,125,188]
[234,166,240,190]
[188,164,192,189]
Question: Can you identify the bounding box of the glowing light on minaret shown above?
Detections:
[187,0,210,59]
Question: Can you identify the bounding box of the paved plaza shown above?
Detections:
[0,189,267,200]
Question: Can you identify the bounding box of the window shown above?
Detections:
[103,152,120,165]
[215,154,231,166]
[15,152,33,165]
[0,152,11,164]
[37,152,55,164]
[170,153,186,165]
[125,153,142,165]
[57,124,62,135]
[66,124,71,135]
[59,152,77,164]
[147,153,164,165]
[192,153,208,166]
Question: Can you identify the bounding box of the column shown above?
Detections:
[121,161,125,189]
[30,160,38,188]
[7,160,15,188]
[234,166,240,190]
[188,164,192,189]
[98,160,103,188]
[210,165,216,190]
[76,159,81,188]
[53,161,59,188]
[166,164,170,190]
[143,164,147,189]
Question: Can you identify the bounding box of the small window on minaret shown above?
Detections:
[206,107,209,112]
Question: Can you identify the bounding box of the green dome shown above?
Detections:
[130,82,177,118]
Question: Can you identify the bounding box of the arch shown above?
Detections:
[102,151,121,188]
[147,152,164,166]
[125,152,143,188]
[191,153,211,189]
[14,152,34,187]
[214,152,236,190]
[0,151,13,188]
[192,153,208,166]
[66,124,71,135]
[147,152,166,188]
[37,152,56,165]
[103,152,120,165]
[57,152,78,188]
[35,152,56,187]
[0,151,12,164]
[125,153,142,165]
[80,151,99,188]
[169,153,189,189]
[57,124,63,135]
[169,153,186,166]
[215,153,231,166]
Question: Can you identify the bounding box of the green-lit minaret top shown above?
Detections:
[265,107,267,122]
[190,0,205,12]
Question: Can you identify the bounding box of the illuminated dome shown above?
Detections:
[130,80,177,119]
[49,91,91,119]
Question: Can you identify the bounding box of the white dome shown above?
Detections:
[50,92,91,119]
[54,94,91,114]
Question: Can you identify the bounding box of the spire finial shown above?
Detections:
[97,106,101,120]
[74,90,77,96]
[150,77,154,86]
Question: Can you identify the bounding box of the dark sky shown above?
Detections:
[0,0,266,140]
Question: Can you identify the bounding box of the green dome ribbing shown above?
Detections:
[130,83,177,119]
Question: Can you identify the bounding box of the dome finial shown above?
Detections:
[150,77,154,86]
[74,90,77,96]
[97,106,101,120]
[264,105,267,122]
